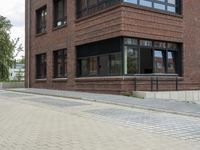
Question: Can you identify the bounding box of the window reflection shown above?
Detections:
[154,50,165,73]
[167,51,176,73]
[124,0,179,14]
[124,46,138,74]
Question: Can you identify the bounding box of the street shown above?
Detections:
[0,90,200,150]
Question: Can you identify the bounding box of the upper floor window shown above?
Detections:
[76,0,121,18]
[36,53,47,79]
[53,0,67,27]
[36,6,47,34]
[124,0,181,14]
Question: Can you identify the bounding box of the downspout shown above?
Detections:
[26,0,31,88]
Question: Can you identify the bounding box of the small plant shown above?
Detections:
[121,92,132,97]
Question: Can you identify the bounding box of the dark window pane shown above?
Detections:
[88,0,97,7]
[53,49,67,78]
[36,6,47,34]
[76,0,120,18]
[99,55,109,76]
[154,50,166,73]
[124,46,138,74]
[167,43,177,50]
[167,51,176,74]
[154,41,167,49]
[36,54,47,79]
[140,48,153,74]
[80,59,89,76]
[140,40,152,47]
[89,57,98,75]
[54,0,67,27]
[110,53,122,75]
[124,38,138,45]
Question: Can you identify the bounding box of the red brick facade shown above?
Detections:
[25,0,200,94]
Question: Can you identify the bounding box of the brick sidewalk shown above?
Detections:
[0,90,200,150]
[10,88,200,118]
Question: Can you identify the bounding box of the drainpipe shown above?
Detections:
[26,0,31,88]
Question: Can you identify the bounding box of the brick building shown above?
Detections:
[25,0,200,94]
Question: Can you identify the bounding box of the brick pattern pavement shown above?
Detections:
[0,91,200,150]
[11,88,200,118]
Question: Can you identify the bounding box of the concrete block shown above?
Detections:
[155,92,170,99]
[177,91,186,101]
[145,92,156,99]
[193,91,199,102]
[186,91,194,102]
[169,91,178,101]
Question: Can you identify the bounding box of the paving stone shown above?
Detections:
[0,91,200,150]
[86,108,200,141]
[10,88,200,117]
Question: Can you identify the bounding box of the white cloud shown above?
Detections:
[0,0,25,59]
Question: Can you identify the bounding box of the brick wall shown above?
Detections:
[26,0,200,94]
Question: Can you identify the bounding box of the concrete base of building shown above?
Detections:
[133,91,200,104]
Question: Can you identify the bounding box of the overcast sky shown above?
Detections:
[0,0,25,59]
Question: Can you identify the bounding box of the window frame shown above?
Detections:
[76,0,121,18]
[53,49,68,78]
[53,0,67,28]
[36,5,47,34]
[36,53,47,79]
[76,37,181,78]
[77,52,122,77]
[123,0,181,14]
[124,38,181,76]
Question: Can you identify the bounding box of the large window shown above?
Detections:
[53,0,67,27]
[77,53,122,77]
[76,0,181,18]
[36,6,47,34]
[77,38,122,77]
[124,38,180,75]
[77,37,181,77]
[53,49,67,78]
[124,0,181,14]
[76,0,121,18]
[36,53,47,79]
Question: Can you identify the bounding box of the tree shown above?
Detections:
[0,15,23,81]
[17,56,25,64]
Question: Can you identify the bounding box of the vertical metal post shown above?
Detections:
[156,77,159,91]
[151,77,153,91]
[134,78,137,91]
[176,77,178,91]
